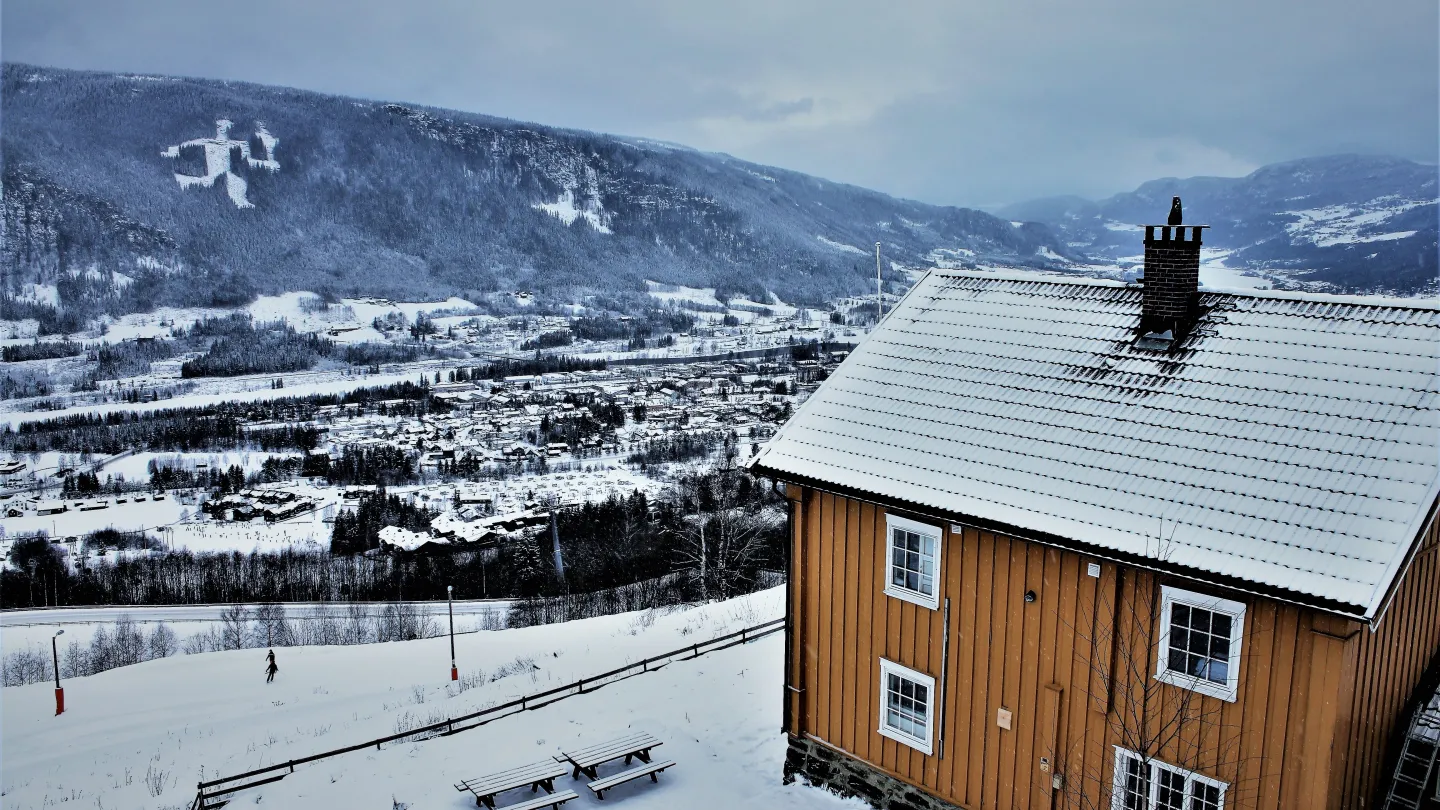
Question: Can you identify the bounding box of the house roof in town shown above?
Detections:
[751,271,1440,619]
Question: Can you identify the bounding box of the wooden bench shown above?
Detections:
[454,759,570,808]
[586,758,676,800]
[488,789,579,810]
[554,731,662,780]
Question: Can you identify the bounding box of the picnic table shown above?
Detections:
[454,759,572,809]
[553,731,663,780]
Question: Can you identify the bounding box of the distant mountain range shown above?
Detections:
[2,64,1435,336]
[997,154,1438,294]
[0,63,1072,331]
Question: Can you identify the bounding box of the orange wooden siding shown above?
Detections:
[1333,509,1440,807]
[786,488,1440,810]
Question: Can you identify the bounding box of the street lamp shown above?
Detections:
[52,629,65,716]
[447,585,458,681]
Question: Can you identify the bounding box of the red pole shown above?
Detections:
[52,634,64,716]
[448,585,457,681]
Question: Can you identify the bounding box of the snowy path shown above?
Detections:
[0,589,859,810]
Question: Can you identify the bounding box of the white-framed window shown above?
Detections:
[1155,586,1245,703]
[878,659,935,755]
[1112,747,1227,810]
[884,513,942,609]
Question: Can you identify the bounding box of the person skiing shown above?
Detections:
[264,649,278,683]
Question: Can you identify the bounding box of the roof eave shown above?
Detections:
[752,462,1373,624]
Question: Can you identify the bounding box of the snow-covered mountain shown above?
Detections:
[998,154,1438,294]
[1,63,1073,331]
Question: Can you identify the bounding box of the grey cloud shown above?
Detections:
[2,0,1435,207]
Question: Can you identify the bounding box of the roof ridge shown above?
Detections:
[933,270,1440,312]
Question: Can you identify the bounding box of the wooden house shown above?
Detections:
[750,205,1440,810]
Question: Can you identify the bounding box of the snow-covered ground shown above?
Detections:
[1,588,856,810]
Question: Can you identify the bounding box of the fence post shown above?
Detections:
[578,678,584,694]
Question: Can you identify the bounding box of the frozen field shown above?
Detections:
[0,588,858,810]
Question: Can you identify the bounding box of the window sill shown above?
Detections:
[878,724,933,756]
[1155,669,1237,703]
[883,584,940,610]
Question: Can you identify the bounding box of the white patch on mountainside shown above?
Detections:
[645,281,724,309]
[16,283,58,307]
[533,188,613,234]
[1283,198,1430,247]
[816,235,868,255]
[1036,246,1065,261]
[161,119,280,209]
[926,247,976,269]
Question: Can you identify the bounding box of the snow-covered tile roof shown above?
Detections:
[752,272,1440,618]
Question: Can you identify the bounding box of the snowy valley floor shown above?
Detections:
[1,588,862,810]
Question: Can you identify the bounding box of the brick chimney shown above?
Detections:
[1139,197,1208,342]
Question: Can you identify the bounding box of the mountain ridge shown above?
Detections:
[997,153,1438,293]
[1,62,1073,332]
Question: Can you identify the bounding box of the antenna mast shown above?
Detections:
[875,241,884,323]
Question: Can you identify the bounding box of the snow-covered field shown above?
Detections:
[0,363,462,430]
[1,588,856,810]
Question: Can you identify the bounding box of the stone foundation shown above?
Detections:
[782,735,962,810]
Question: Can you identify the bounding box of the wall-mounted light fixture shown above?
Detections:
[1024,590,1036,603]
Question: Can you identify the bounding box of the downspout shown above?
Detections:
[782,484,795,733]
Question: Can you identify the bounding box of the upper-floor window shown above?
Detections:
[884,514,941,609]
[1112,747,1227,810]
[878,658,935,755]
[1155,586,1245,702]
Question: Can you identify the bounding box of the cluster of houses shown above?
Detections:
[298,356,832,471]
[377,469,666,554]
[7,492,169,519]
[200,489,316,522]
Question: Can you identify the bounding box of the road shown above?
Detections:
[0,599,513,629]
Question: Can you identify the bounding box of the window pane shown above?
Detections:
[1156,768,1186,810]
[1190,608,1211,634]
[1210,637,1230,662]
[1172,604,1190,627]
[1169,648,1189,673]
[1211,613,1231,638]
[1190,782,1223,810]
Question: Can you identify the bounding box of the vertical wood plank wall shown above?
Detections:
[788,489,1433,810]
[1334,512,1440,807]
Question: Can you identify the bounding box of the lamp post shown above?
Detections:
[52,629,65,715]
[447,585,457,681]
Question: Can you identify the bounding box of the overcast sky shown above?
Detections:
[4,0,1436,208]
